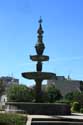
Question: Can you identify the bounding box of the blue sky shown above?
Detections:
[0,0,83,85]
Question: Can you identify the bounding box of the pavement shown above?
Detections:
[0,111,83,124]
[26,113,83,125]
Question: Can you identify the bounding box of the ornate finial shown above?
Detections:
[37,17,43,35]
[38,17,42,24]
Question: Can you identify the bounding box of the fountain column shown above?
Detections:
[35,79,42,102]
[34,18,45,102]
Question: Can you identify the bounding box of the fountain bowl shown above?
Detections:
[22,72,56,80]
[30,55,49,61]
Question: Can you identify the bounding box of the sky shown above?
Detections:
[0,0,83,86]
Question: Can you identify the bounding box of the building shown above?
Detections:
[0,76,19,87]
[0,94,7,106]
[0,76,19,108]
[47,76,83,96]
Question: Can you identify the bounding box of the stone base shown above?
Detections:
[5,102,71,115]
[27,115,83,125]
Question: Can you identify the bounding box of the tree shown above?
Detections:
[65,92,74,102]
[65,91,81,103]
[7,84,34,102]
[0,80,5,95]
[46,84,62,103]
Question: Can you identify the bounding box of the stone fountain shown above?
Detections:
[5,18,71,115]
[22,18,56,102]
[21,18,70,115]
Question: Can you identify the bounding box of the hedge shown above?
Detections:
[80,108,83,113]
[0,113,27,125]
[71,102,80,112]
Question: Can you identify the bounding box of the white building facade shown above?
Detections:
[47,76,83,96]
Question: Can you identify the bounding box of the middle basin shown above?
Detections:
[22,72,56,80]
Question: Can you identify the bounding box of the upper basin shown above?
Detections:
[30,55,49,61]
[22,72,56,80]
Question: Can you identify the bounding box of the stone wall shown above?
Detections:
[6,102,71,115]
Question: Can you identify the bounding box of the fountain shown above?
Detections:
[6,18,71,115]
[22,18,56,102]
[20,18,70,115]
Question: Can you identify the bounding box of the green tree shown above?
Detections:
[65,92,74,102]
[46,84,62,103]
[7,84,34,102]
[0,80,5,95]
[65,91,81,103]
[76,91,83,105]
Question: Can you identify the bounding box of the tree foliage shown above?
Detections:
[6,84,63,103]
[46,84,62,103]
[65,91,81,103]
[0,80,5,95]
[65,92,74,101]
[0,113,27,125]
[7,84,34,102]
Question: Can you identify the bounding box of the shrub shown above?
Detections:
[46,84,62,103]
[0,113,27,125]
[7,84,34,102]
[65,91,81,103]
[71,102,80,112]
[80,108,83,113]
[56,99,71,105]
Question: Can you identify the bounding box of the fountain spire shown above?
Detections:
[37,17,43,44]
[35,17,45,55]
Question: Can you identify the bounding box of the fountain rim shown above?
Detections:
[30,55,49,61]
[22,71,56,80]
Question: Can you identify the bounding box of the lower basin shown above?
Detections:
[5,102,71,115]
[22,72,56,80]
